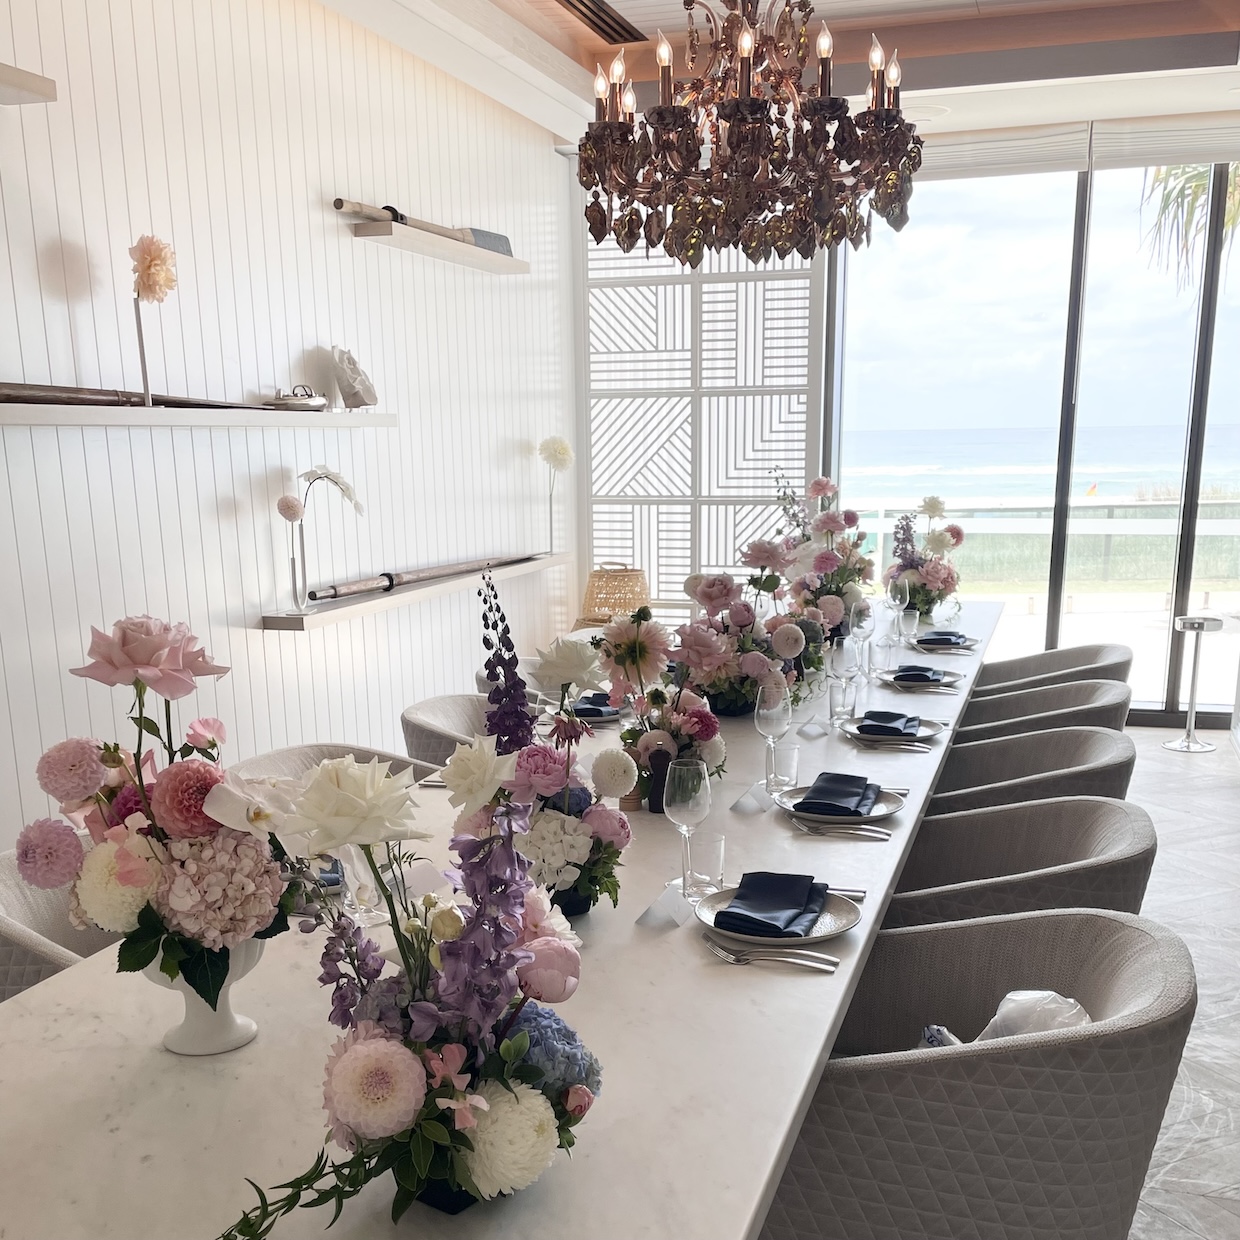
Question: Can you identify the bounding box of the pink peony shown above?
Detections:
[635,730,677,765]
[741,539,793,573]
[150,759,225,839]
[812,511,847,535]
[505,744,574,803]
[727,601,756,630]
[324,1023,427,1149]
[36,738,107,803]
[842,509,860,528]
[944,523,965,548]
[186,717,227,748]
[819,595,847,628]
[807,476,837,499]
[694,573,742,616]
[15,818,84,888]
[598,616,672,689]
[564,1085,594,1118]
[70,616,228,701]
[582,802,632,849]
[153,827,283,951]
[675,622,734,676]
[813,549,843,576]
[516,936,581,1003]
[740,650,773,679]
[771,623,807,659]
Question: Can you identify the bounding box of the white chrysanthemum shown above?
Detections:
[699,735,727,774]
[522,810,594,891]
[538,436,575,473]
[536,637,606,696]
[923,528,954,555]
[464,1080,560,1200]
[590,748,638,799]
[919,495,946,519]
[74,841,158,933]
[443,735,518,818]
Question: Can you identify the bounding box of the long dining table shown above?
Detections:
[0,602,1001,1240]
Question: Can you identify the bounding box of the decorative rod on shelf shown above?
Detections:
[333,196,514,257]
[308,554,543,604]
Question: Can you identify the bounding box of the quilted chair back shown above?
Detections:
[973,643,1131,698]
[761,909,1196,1240]
[957,679,1132,743]
[884,797,1157,927]
[231,744,435,783]
[401,695,489,768]
[929,727,1136,815]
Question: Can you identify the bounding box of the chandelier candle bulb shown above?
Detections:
[594,63,608,122]
[885,53,901,110]
[816,22,833,96]
[656,30,673,106]
[868,35,885,111]
[623,80,636,122]
[608,49,625,122]
[738,20,754,98]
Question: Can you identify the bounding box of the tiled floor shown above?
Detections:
[1127,727,1240,1239]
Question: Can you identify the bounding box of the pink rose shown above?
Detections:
[812,511,846,535]
[728,601,756,630]
[741,539,793,573]
[582,802,632,850]
[813,549,842,576]
[505,744,576,803]
[71,616,228,701]
[819,595,846,627]
[564,1085,594,1118]
[517,936,581,1003]
[807,477,837,499]
[694,573,742,617]
[187,717,227,748]
[740,650,773,679]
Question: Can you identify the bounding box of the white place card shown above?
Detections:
[636,880,695,928]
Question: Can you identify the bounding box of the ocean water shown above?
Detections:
[838,423,1240,509]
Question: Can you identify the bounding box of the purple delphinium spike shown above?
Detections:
[479,573,534,755]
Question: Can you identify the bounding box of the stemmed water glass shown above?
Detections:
[849,601,876,681]
[879,576,910,666]
[754,676,793,756]
[663,758,714,904]
[826,635,861,726]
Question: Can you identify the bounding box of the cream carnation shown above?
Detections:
[538,435,575,472]
[522,809,593,891]
[590,748,638,799]
[74,840,159,933]
[130,234,177,303]
[464,1079,560,1200]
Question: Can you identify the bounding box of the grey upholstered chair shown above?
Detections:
[474,657,556,700]
[973,643,1131,698]
[400,694,489,767]
[760,909,1196,1240]
[232,743,435,783]
[929,727,1136,815]
[883,797,1157,927]
[957,679,1132,743]
[1,849,119,1001]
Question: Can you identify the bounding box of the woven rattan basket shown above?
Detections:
[575,562,650,627]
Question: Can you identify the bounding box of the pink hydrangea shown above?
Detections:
[70,616,228,701]
[771,623,807,659]
[807,477,837,499]
[505,744,575,803]
[944,523,965,547]
[739,650,773,679]
[323,1022,427,1150]
[582,802,632,850]
[36,738,107,803]
[149,759,224,839]
[812,511,847,536]
[693,573,742,616]
[16,818,84,888]
[675,622,734,676]
[153,827,283,951]
[819,595,847,628]
[813,549,843,576]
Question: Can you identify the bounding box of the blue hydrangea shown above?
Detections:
[513,1001,603,1097]
[539,786,593,818]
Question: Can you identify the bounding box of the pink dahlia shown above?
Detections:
[807,476,837,499]
[324,1021,426,1150]
[693,573,742,617]
[819,595,847,628]
[944,523,965,548]
[36,738,107,803]
[150,759,224,839]
[598,616,672,689]
[153,828,283,951]
[505,744,575,803]
[582,802,632,849]
[16,818,84,888]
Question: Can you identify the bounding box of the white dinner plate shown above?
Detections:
[840,717,944,743]
[909,636,980,654]
[772,786,906,824]
[695,889,863,946]
[876,668,964,688]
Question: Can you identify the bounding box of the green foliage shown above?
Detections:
[1142,164,1239,291]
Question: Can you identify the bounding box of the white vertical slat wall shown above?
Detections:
[0,0,577,848]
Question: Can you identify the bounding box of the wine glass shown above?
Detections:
[663,758,714,904]
[882,575,910,655]
[754,676,793,755]
[849,601,876,681]
[826,636,861,727]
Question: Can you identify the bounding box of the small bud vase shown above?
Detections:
[143,938,265,1056]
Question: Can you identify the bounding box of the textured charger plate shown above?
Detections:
[876,668,964,687]
[695,889,862,946]
[772,786,906,824]
[840,717,944,743]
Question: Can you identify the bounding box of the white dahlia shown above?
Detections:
[74,840,159,933]
[589,748,638,799]
[464,1080,559,1200]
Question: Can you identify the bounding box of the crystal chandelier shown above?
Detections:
[576,1,923,267]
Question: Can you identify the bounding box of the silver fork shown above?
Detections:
[887,682,960,695]
[791,818,892,840]
[847,735,932,754]
[702,935,838,973]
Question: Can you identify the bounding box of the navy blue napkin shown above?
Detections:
[917,630,970,647]
[893,664,946,684]
[713,871,830,938]
[794,772,881,817]
[574,692,619,719]
[858,710,920,738]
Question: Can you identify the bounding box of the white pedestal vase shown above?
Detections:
[143,938,264,1056]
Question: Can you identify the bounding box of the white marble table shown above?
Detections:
[0,604,1001,1240]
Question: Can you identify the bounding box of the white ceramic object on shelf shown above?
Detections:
[331,345,378,408]
[143,938,264,1056]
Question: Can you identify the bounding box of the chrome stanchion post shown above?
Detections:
[1164,615,1223,753]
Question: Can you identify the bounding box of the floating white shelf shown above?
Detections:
[0,403,397,429]
[0,62,57,106]
[262,553,572,631]
[352,221,530,275]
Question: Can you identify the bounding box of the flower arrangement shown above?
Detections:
[884,496,965,617]
[220,750,599,1231]
[14,616,314,1011]
[677,573,823,713]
